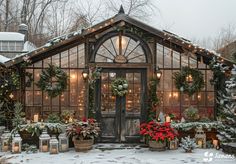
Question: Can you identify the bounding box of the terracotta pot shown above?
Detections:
[149,140,166,151]
[73,138,94,152]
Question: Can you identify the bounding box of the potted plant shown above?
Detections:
[66,118,100,151]
[180,136,197,153]
[140,121,178,151]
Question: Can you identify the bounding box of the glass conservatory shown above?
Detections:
[3,9,229,143]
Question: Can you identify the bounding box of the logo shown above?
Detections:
[203,151,235,162]
[203,151,214,162]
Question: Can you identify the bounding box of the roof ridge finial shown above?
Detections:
[118,5,125,14]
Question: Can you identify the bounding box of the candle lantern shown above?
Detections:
[39,130,50,152]
[195,127,206,148]
[169,138,178,150]
[58,133,69,152]
[165,115,171,123]
[212,139,219,149]
[12,133,22,153]
[49,136,59,154]
[33,114,39,122]
[1,130,11,152]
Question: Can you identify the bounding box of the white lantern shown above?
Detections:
[195,127,206,148]
[58,133,69,152]
[1,130,11,152]
[169,138,178,150]
[12,133,22,153]
[49,136,59,154]
[39,130,50,152]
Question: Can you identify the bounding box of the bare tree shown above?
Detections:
[105,0,156,20]
[213,24,236,51]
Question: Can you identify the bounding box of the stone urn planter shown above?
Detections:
[149,140,166,151]
[73,138,94,152]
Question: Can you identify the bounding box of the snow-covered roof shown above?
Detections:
[2,11,235,67]
[0,55,10,63]
[0,32,25,41]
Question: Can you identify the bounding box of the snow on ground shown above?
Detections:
[0,144,235,164]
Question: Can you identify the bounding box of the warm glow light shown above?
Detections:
[82,70,89,80]
[71,74,76,79]
[198,94,201,99]
[9,93,14,99]
[173,92,178,98]
[116,36,127,49]
[186,74,193,82]
[169,93,172,98]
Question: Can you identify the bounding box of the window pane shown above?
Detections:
[34,91,42,105]
[52,54,60,66]
[25,91,33,105]
[61,51,68,68]
[69,47,78,68]
[78,44,85,68]
[207,70,214,91]
[163,70,172,91]
[181,54,188,67]
[173,51,180,68]
[44,57,51,67]
[164,47,171,68]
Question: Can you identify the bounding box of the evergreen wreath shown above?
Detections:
[173,67,204,96]
[111,78,128,97]
[37,64,68,97]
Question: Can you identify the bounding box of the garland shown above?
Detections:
[147,78,159,121]
[12,122,67,136]
[111,78,128,97]
[171,121,223,131]
[36,64,68,97]
[173,67,204,96]
[88,67,102,118]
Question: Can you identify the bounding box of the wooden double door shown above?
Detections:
[95,69,147,142]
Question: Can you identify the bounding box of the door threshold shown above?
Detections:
[94,143,148,151]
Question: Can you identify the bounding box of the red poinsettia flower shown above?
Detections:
[139,120,177,143]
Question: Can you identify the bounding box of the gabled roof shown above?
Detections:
[3,7,234,67]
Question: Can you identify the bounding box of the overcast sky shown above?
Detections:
[150,0,236,41]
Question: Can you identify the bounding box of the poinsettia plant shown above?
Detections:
[140,121,178,143]
[66,118,100,140]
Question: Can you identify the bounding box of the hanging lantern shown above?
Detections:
[82,68,89,80]
[39,130,50,152]
[1,130,11,152]
[169,138,178,150]
[195,127,206,148]
[58,133,69,152]
[12,133,22,154]
[49,136,59,154]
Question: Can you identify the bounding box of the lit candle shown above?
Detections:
[51,148,57,154]
[61,144,67,151]
[34,114,39,122]
[42,145,48,152]
[69,117,73,123]
[213,139,219,148]
[165,116,171,123]
[13,145,19,153]
[3,145,8,152]
[197,140,203,148]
